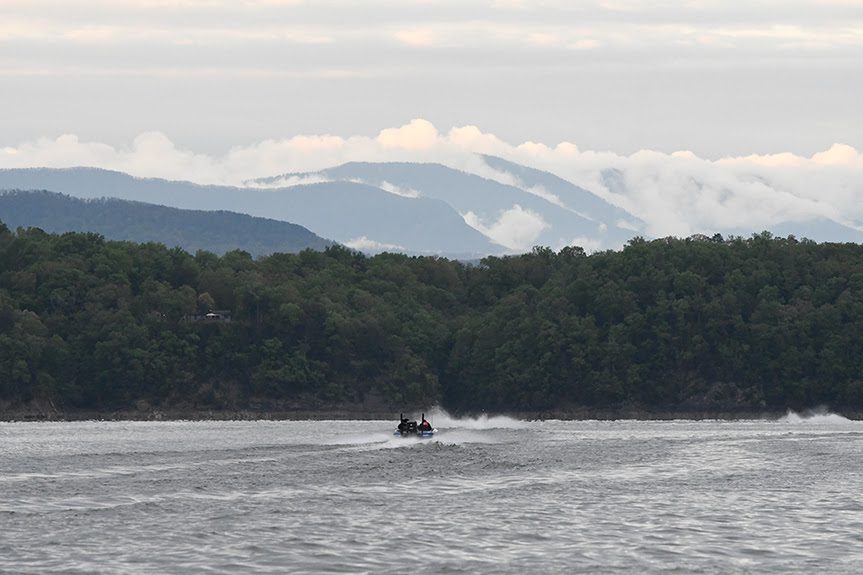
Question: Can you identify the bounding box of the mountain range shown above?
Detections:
[258,158,643,252]
[0,166,499,257]
[1,156,862,257]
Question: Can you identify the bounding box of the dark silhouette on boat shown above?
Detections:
[394,413,436,438]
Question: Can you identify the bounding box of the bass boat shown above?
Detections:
[394,413,436,438]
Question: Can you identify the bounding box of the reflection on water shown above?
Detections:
[1,414,862,573]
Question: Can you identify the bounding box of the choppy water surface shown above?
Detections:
[2,412,862,573]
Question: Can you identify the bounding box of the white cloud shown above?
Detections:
[379,181,421,198]
[2,118,862,243]
[616,219,640,232]
[376,119,440,151]
[567,236,604,253]
[812,143,863,166]
[523,185,566,208]
[462,205,549,251]
[253,174,333,188]
[447,125,509,155]
[344,236,405,252]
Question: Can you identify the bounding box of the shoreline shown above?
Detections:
[2,405,859,422]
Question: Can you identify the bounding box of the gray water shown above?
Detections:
[2,412,862,574]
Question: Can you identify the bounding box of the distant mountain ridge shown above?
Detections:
[260,159,643,251]
[0,167,501,257]
[2,158,863,257]
[479,155,641,232]
[0,190,334,256]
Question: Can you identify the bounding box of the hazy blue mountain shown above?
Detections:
[0,168,502,257]
[5,164,857,256]
[310,162,635,252]
[261,160,643,251]
[242,181,502,256]
[0,189,334,256]
[479,155,643,237]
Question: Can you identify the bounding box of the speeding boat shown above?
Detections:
[394,413,436,438]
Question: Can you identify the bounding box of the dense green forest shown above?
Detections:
[2,220,862,417]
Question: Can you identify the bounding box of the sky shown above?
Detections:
[1,0,862,242]
[2,0,861,157]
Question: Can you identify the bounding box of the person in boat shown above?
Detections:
[397,416,410,432]
[419,417,432,432]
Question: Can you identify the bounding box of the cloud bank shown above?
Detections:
[2,118,862,242]
[4,1,861,158]
[463,205,550,251]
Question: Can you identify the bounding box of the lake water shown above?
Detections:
[2,412,862,573]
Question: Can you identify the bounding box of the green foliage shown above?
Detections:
[2,221,863,414]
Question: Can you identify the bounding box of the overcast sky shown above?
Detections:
[2,0,862,158]
[2,1,862,243]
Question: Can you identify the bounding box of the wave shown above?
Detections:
[423,407,529,430]
[778,407,854,424]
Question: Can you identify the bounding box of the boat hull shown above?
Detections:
[393,429,436,438]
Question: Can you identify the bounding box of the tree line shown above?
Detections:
[2,221,862,415]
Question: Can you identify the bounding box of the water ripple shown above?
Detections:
[2,419,862,573]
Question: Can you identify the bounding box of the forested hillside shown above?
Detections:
[1,221,862,417]
[0,190,334,256]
